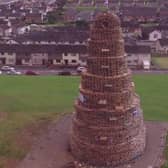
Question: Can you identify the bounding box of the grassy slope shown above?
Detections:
[0,76,79,162]
[152,57,168,69]
[0,75,168,130]
[0,76,80,134]
[0,74,168,163]
[134,74,168,121]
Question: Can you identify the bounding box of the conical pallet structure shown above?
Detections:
[70,12,146,167]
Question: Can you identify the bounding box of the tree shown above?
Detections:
[47,8,64,24]
[75,20,89,29]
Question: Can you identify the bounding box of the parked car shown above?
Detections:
[6,69,21,75]
[58,70,71,75]
[25,70,39,75]
[1,66,15,71]
[77,66,86,73]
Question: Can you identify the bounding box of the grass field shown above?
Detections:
[152,57,168,69]
[134,74,168,121]
[0,74,168,166]
[162,134,168,168]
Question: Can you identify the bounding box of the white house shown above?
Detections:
[149,30,162,42]
[156,39,168,54]
[125,45,151,69]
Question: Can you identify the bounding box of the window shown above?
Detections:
[101,48,110,52]
[8,58,14,63]
[64,52,67,56]
[71,54,77,57]
[56,59,61,63]
[71,60,77,63]
[24,59,29,63]
[154,33,158,39]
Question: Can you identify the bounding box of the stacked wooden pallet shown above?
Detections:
[71,12,146,168]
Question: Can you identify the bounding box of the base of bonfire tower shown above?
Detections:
[17,115,168,168]
[71,125,146,168]
[73,127,146,168]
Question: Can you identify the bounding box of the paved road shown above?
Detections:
[17,115,73,168]
[14,68,168,76]
[17,115,168,168]
[133,70,168,75]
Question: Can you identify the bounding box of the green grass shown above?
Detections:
[0,76,79,114]
[134,74,168,121]
[0,74,168,164]
[161,133,168,168]
[152,57,168,69]
[0,76,80,137]
[0,76,79,163]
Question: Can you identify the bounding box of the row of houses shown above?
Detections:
[3,25,167,55]
[0,0,62,37]
[64,6,168,23]
[64,1,168,23]
[12,28,89,44]
[0,44,151,69]
[66,0,162,7]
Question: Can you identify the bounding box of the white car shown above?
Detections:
[77,66,86,73]
[1,66,15,71]
[6,69,21,75]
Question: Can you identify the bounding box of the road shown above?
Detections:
[17,115,168,168]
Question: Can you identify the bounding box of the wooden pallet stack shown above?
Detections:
[70,12,146,168]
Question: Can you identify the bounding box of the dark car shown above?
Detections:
[25,70,39,76]
[58,70,71,76]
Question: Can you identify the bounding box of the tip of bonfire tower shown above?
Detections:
[93,12,121,30]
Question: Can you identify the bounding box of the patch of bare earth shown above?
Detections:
[2,114,168,168]
[14,119,52,152]
[0,157,20,168]
[17,115,168,168]
[0,112,7,122]
[0,118,52,168]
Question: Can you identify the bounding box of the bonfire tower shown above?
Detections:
[70,12,146,167]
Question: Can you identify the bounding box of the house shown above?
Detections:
[0,44,87,66]
[75,11,93,22]
[156,39,168,54]
[24,12,43,24]
[141,25,168,41]
[0,0,47,37]
[0,42,152,69]
[121,21,142,37]
[120,6,157,22]
[149,30,162,41]
[157,25,168,39]
[14,28,89,45]
[64,8,78,22]
[125,45,151,69]
[158,7,168,20]
[136,40,156,53]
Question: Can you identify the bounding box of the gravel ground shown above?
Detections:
[17,115,168,168]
